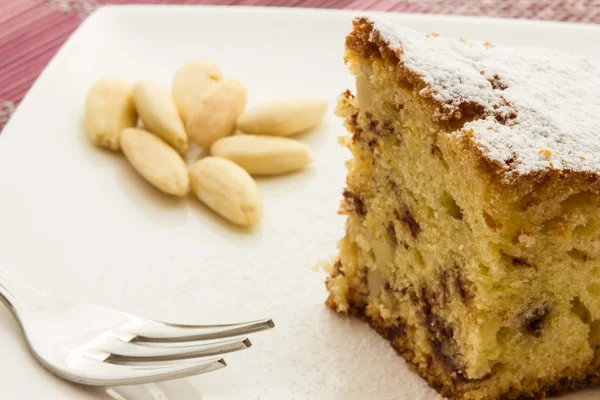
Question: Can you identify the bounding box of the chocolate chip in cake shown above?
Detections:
[388,178,399,193]
[386,222,397,245]
[381,119,403,142]
[397,208,420,238]
[332,260,345,277]
[439,267,472,305]
[368,120,379,133]
[420,287,434,317]
[343,189,367,217]
[455,269,473,303]
[500,251,533,269]
[354,197,366,217]
[350,112,363,142]
[524,305,549,337]
[387,318,406,342]
[406,287,419,305]
[365,111,380,134]
[511,257,531,268]
[382,121,395,132]
[346,287,367,319]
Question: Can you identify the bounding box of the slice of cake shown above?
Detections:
[326,17,600,400]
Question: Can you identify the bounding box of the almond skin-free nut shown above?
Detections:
[186,79,247,149]
[172,60,222,123]
[189,157,262,225]
[211,135,311,175]
[133,80,189,153]
[84,78,137,151]
[236,97,328,136]
[120,128,189,197]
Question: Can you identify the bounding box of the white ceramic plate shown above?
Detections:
[1,6,600,400]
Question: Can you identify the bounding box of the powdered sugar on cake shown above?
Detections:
[366,17,600,180]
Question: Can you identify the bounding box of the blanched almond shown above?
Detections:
[237,97,328,136]
[186,79,247,149]
[189,157,262,225]
[211,135,311,175]
[84,78,137,150]
[133,80,189,153]
[172,60,222,123]
[120,128,189,196]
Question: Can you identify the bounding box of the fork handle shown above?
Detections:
[0,269,17,314]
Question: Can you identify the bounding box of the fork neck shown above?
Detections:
[0,269,16,314]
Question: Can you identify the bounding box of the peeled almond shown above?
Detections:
[172,60,222,123]
[120,128,189,196]
[189,157,262,225]
[237,97,328,136]
[133,80,188,153]
[84,78,137,150]
[211,135,311,175]
[186,79,247,149]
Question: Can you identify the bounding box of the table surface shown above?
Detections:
[1,0,599,131]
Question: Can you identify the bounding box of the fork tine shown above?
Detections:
[60,355,227,386]
[128,317,275,342]
[106,337,251,361]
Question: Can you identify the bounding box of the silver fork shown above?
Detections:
[0,269,274,386]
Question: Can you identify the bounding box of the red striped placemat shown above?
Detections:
[1,0,599,131]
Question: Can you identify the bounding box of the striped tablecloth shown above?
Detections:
[1,0,599,131]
